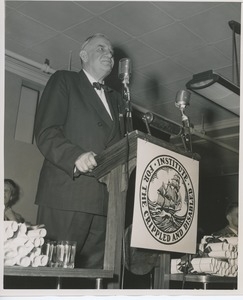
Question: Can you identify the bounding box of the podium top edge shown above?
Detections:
[127,130,200,161]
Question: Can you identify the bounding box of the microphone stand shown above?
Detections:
[180,108,192,153]
[123,80,133,134]
[142,114,152,136]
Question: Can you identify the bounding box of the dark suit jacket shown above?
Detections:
[213,225,237,237]
[35,70,124,216]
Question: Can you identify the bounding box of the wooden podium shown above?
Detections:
[92,130,199,289]
[4,130,199,289]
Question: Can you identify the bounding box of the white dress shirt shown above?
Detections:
[83,69,113,120]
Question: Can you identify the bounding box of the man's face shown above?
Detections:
[230,207,238,228]
[4,182,12,206]
[228,207,238,230]
[81,36,114,80]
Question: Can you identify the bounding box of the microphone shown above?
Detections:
[175,89,191,124]
[118,58,132,85]
[175,89,191,111]
[175,89,192,152]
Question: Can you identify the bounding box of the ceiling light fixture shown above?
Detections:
[186,20,240,116]
[186,70,240,115]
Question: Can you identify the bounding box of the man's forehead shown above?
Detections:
[89,36,112,48]
[5,183,12,190]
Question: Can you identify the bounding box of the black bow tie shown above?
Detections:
[93,82,110,91]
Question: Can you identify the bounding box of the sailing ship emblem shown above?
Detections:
[139,155,195,245]
[157,173,182,213]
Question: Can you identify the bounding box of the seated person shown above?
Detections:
[4,179,25,223]
[213,201,238,237]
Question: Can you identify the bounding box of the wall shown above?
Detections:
[4,70,44,224]
[198,173,238,235]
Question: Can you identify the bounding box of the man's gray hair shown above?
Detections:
[81,33,110,51]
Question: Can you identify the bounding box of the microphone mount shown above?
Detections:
[119,58,133,133]
[123,82,133,134]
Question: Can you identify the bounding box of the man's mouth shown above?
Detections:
[101,60,113,69]
[102,60,112,64]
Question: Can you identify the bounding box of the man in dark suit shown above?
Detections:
[213,202,238,237]
[34,33,125,268]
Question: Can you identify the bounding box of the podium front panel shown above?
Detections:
[131,138,199,254]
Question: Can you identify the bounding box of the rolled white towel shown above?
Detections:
[228,257,238,266]
[191,257,215,265]
[205,242,235,252]
[18,223,27,235]
[16,256,31,267]
[4,235,29,249]
[4,257,17,266]
[219,237,238,245]
[31,255,48,267]
[4,227,14,241]
[4,249,18,259]
[17,243,34,257]
[207,250,230,259]
[27,228,47,238]
[28,237,44,247]
[191,257,217,273]
[4,221,18,232]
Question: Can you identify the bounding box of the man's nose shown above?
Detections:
[105,50,113,58]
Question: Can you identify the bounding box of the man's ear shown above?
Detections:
[80,50,88,62]
[226,213,231,224]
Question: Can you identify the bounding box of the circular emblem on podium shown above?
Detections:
[139,155,195,245]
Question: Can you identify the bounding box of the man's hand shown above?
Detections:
[75,151,97,173]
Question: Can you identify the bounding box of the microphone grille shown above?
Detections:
[119,58,132,80]
[175,89,191,108]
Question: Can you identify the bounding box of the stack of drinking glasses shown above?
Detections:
[41,240,77,268]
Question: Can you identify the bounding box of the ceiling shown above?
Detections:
[4,1,241,176]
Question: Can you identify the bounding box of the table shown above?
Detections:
[167,273,237,290]
[4,266,114,289]
[153,249,237,290]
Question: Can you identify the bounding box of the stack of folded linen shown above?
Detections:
[198,236,238,277]
[171,235,238,277]
[4,221,48,267]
